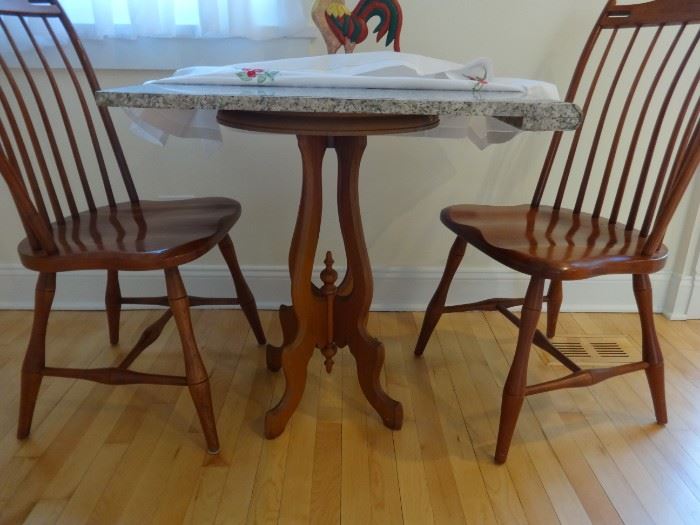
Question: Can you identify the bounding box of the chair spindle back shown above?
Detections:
[0,0,138,255]
[531,0,700,256]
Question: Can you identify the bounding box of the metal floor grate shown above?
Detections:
[541,335,640,367]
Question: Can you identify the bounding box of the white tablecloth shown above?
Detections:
[127,52,561,150]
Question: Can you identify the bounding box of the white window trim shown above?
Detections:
[84,29,316,71]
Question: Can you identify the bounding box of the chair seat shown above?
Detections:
[441,204,668,280]
[18,198,241,272]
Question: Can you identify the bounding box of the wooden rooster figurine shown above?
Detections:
[312,0,403,54]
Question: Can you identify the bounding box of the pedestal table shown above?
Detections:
[97,84,581,437]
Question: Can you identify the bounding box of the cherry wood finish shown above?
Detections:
[217,111,439,137]
[416,0,700,463]
[166,267,220,453]
[15,198,242,272]
[5,310,700,523]
[0,0,265,452]
[217,111,437,438]
[439,205,670,280]
[546,279,563,338]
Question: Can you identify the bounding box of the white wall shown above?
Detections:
[0,0,698,315]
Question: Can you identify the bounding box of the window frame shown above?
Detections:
[82,32,316,71]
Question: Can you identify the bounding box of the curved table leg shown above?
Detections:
[265,329,316,438]
[266,305,297,372]
[347,327,404,429]
[264,136,326,438]
[334,136,404,430]
[266,133,403,438]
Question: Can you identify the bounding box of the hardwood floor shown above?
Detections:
[1,308,700,524]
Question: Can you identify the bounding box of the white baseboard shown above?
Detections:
[0,263,674,314]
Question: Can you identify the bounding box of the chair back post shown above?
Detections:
[0,152,57,253]
[645,119,700,256]
[530,0,699,250]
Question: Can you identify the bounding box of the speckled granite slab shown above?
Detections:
[96,83,581,132]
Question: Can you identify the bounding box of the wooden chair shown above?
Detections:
[0,0,266,453]
[415,0,700,464]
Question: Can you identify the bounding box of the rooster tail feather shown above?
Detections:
[353,0,403,51]
[325,12,346,45]
[325,12,368,46]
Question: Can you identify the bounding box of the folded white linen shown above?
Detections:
[127,52,560,149]
[149,51,559,99]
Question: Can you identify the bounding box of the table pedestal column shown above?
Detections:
[264,135,403,438]
[216,110,439,438]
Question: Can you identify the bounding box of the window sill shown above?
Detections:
[83,33,316,71]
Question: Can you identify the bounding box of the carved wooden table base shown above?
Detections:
[216,111,440,438]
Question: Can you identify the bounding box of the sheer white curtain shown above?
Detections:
[61,0,309,40]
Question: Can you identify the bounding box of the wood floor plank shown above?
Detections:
[360,314,402,525]
[605,316,700,508]
[91,313,202,524]
[83,312,192,525]
[309,349,343,525]
[0,310,699,524]
[380,312,435,525]
[178,310,265,524]
[117,389,200,522]
[0,383,114,523]
[532,314,638,525]
[21,498,66,525]
[244,368,291,524]
[553,313,688,525]
[277,354,321,525]
[570,384,687,525]
[442,312,529,525]
[598,377,700,522]
[483,311,591,525]
[341,345,374,525]
[55,442,128,525]
[391,312,470,525]
[462,312,560,525]
[540,316,651,525]
[411,312,498,525]
[569,314,700,524]
[183,466,229,525]
[0,312,108,462]
[86,400,175,525]
[0,314,133,524]
[213,314,279,525]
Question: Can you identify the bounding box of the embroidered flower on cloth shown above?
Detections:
[467,66,489,92]
[467,75,489,92]
[236,68,279,84]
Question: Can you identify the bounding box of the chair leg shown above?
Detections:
[633,274,667,425]
[415,237,467,356]
[105,270,121,345]
[546,280,563,338]
[219,235,266,345]
[495,276,545,464]
[165,267,220,454]
[18,273,56,439]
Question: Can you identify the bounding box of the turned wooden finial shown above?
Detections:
[321,251,338,294]
[320,251,339,373]
[321,344,338,373]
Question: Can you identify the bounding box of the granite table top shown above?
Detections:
[96,83,582,132]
